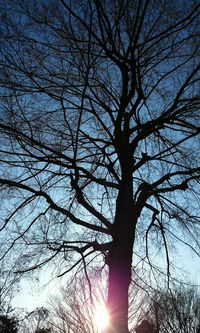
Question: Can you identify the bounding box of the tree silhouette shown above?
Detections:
[20,307,53,333]
[145,286,200,333]
[0,1,200,332]
[49,274,106,333]
[0,314,18,333]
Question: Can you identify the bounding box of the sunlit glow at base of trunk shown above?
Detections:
[94,304,109,330]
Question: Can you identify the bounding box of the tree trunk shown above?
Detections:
[106,149,135,333]
[106,234,134,333]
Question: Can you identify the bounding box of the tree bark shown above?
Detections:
[106,235,134,333]
[106,169,135,333]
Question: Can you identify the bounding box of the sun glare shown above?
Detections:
[94,304,109,330]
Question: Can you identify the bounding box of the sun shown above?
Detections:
[94,304,109,330]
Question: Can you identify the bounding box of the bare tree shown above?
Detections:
[0,313,18,333]
[48,273,106,333]
[0,0,200,332]
[141,286,200,333]
[19,307,53,333]
[48,271,146,333]
[0,260,21,317]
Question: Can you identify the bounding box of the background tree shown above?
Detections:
[0,314,18,333]
[0,1,200,332]
[0,259,21,315]
[0,263,20,333]
[48,271,151,333]
[141,285,200,333]
[48,273,105,333]
[19,307,53,333]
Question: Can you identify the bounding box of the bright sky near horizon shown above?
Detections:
[12,270,62,311]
